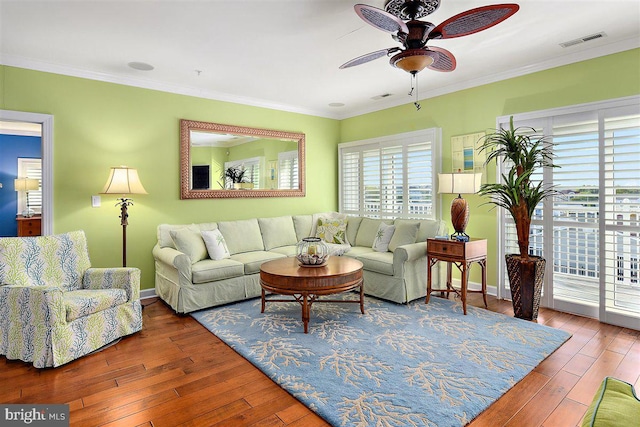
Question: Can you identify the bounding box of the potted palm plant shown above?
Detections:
[478,116,557,320]
[221,165,252,189]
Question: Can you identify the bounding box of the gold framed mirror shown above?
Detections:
[180,119,305,199]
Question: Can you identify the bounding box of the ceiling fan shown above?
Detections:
[340,0,519,108]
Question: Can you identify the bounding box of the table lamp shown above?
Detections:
[14,178,40,218]
[438,172,482,239]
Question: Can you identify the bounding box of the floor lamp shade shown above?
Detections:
[101,166,148,195]
[101,166,147,267]
[438,173,482,238]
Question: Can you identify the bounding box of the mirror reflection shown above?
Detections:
[180,119,305,199]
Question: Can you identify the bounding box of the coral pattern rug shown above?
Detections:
[192,295,570,427]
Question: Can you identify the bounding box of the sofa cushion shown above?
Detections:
[316,217,348,244]
[355,218,391,248]
[230,251,286,274]
[416,219,444,242]
[269,245,298,257]
[581,377,640,427]
[346,216,363,246]
[201,229,230,260]
[170,228,208,264]
[292,215,314,241]
[259,216,298,250]
[64,288,128,322]
[373,222,395,252]
[218,219,264,255]
[343,246,375,258]
[356,251,395,276]
[192,259,245,284]
[389,220,420,252]
[158,224,200,249]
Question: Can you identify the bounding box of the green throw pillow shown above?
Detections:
[316,218,347,244]
[581,377,640,427]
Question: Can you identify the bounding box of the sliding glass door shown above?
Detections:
[496,97,640,329]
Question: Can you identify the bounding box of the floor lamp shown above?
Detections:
[438,172,482,240]
[14,178,40,217]
[101,166,147,267]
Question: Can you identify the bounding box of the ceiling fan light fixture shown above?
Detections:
[390,50,434,73]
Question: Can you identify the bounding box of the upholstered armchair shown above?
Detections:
[0,230,142,368]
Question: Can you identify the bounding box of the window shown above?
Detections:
[339,128,440,219]
[224,157,262,188]
[278,150,298,190]
[495,96,640,329]
[17,158,42,215]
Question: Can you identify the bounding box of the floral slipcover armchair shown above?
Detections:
[0,230,142,368]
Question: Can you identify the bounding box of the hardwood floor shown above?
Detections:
[2,295,638,427]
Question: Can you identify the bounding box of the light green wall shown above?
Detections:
[2,66,340,290]
[2,48,639,292]
[340,48,640,285]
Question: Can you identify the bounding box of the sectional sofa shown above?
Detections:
[152,213,447,313]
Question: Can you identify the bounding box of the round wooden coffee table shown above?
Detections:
[260,256,364,333]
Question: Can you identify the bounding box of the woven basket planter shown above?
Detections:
[506,254,546,321]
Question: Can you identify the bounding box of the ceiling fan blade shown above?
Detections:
[354,4,409,34]
[425,46,456,72]
[429,4,519,39]
[340,48,400,69]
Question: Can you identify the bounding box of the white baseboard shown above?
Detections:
[140,288,157,300]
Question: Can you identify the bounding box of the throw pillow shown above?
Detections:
[169,228,208,264]
[316,217,348,244]
[372,222,396,252]
[388,221,420,252]
[581,377,640,427]
[311,212,347,237]
[201,229,231,260]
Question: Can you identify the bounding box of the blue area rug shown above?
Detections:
[192,295,571,427]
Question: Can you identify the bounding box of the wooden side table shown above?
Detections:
[426,238,487,314]
[16,215,42,237]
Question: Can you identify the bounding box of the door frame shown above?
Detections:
[0,110,53,235]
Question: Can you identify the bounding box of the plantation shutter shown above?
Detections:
[381,145,403,217]
[550,113,600,305]
[341,150,360,212]
[407,142,433,217]
[278,150,298,190]
[602,111,640,322]
[224,157,261,188]
[17,158,42,214]
[339,128,438,219]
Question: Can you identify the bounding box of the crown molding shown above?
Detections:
[2,36,637,122]
[0,54,341,120]
[338,37,640,119]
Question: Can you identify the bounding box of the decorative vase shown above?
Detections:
[506,254,546,321]
[296,237,329,266]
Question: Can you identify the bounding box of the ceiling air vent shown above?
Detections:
[560,32,607,48]
[371,93,393,100]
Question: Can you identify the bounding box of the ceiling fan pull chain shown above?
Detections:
[408,74,415,97]
[412,72,421,111]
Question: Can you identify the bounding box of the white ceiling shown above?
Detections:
[1,0,639,119]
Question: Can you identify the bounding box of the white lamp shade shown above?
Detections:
[101,166,148,195]
[14,178,40,192]
[438,173,482,195]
